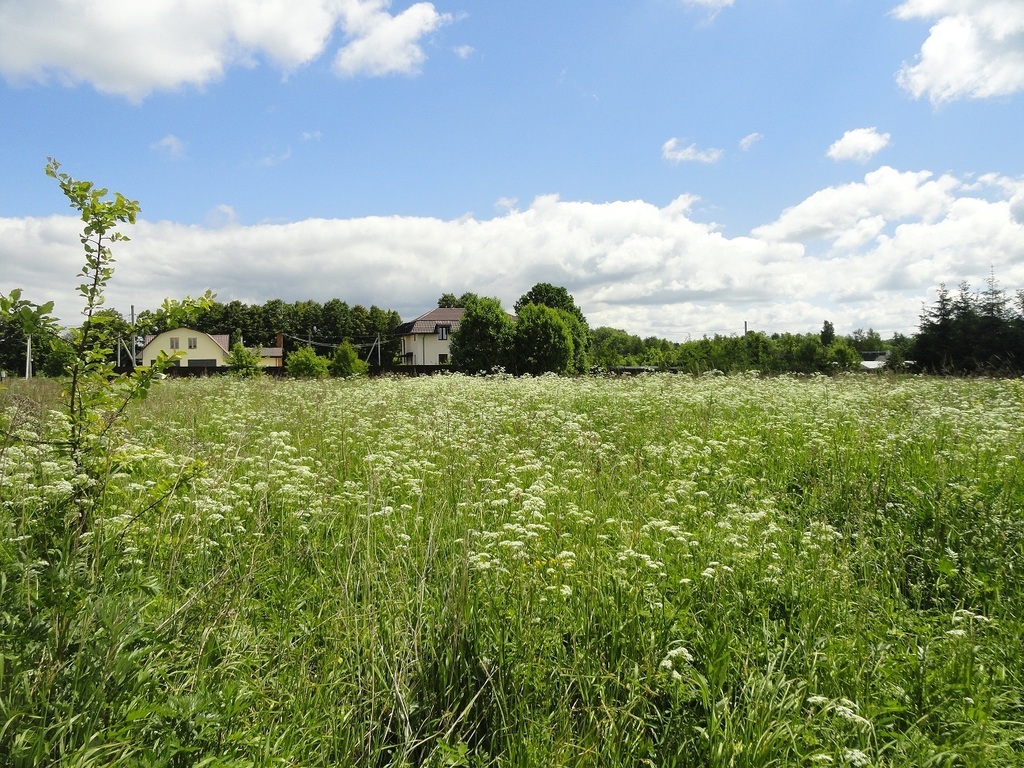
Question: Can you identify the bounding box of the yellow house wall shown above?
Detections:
[143,330,227,367]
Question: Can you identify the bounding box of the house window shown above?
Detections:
[437,326,449,341]
[169,337,179,350]
[439,353,449,365]
[188,337,198,349]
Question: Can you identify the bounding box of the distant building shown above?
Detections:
[259,334,285,368]
[859,350,889,371]
[141,328,230,368]
[140,328,283,369]
[395,308,464,365]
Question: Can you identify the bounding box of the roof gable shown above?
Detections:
[397,307,465,336]
[142,328,231,355]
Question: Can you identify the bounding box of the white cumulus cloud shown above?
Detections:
[826,127,891,163]
[0,0,452,100]
[334,0,451,77]
[893,0,1024,102]
[754,166,959,243]
[662,138,724,164]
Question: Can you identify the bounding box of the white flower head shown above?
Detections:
[841,748,871,767]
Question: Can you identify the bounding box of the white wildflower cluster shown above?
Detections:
[952,608,990,624]
[640,518,697,554]
[467,549,502,573]
[617,548,666,576]
[946,608,992,637]
[659,645,695,682]
[841,748,871,767]
[699,560,735,580]
[806,695,873,729]
[0,441,72,511]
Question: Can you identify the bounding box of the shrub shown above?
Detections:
[226,341,263,377]
[330,341,368,377]
[286,345,329,378]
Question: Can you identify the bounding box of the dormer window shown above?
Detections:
[437,326,449,341]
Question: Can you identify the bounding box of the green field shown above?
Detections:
[2,373,1023,766]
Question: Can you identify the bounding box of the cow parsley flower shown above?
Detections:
[841,748,870,767]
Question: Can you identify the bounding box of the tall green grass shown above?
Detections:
[2,373,1023,766]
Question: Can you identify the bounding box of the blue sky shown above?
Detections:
[1,0,1023,340]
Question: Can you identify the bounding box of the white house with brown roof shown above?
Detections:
[395,308,464,365]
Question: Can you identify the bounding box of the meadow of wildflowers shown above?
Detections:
[1,372,1023,766]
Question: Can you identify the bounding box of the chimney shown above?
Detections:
[276,333,284,349]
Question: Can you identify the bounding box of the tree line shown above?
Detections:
[590,325,877,374]
[0,297,404,377]
[446,276,1024,376]
[139,297,404,359]
[590,278,1024,375]
[913,276,1024,374]
[4,277,1023,379]
[445,286,889,375]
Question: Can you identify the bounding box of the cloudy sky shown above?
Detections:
[1,0,1023,340]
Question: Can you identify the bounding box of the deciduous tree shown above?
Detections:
[450,297,513,373]
[226,342,263,377]
[510,303,574,375]
[514,283,591,372]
